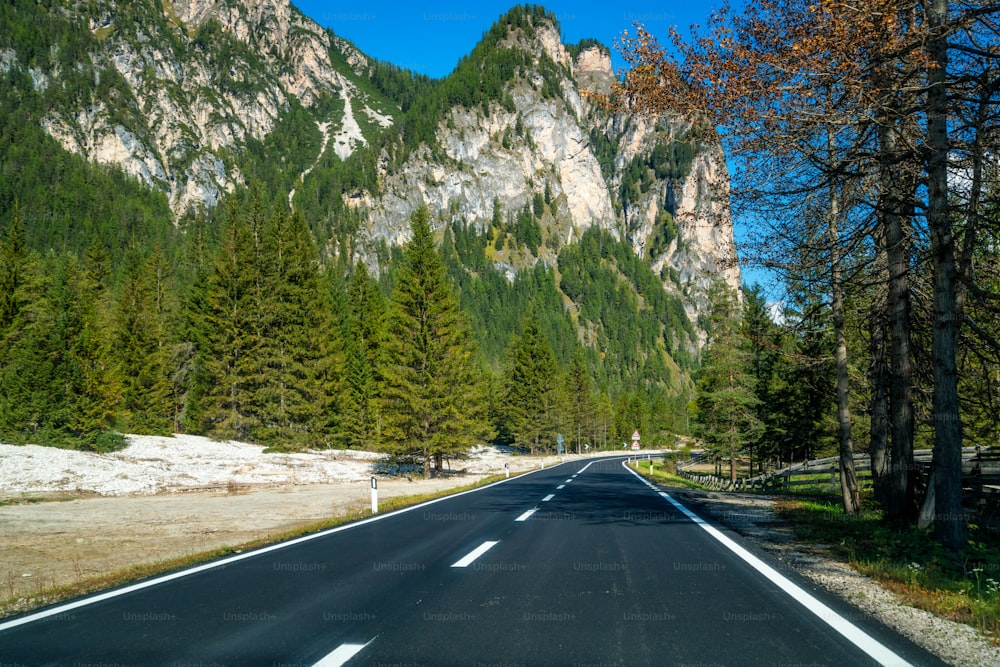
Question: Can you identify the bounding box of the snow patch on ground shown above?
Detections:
[0,435,522,497]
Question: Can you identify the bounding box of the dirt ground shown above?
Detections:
[0,474,500,612]
[0,447,584,617]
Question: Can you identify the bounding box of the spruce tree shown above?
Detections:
[340,261,387,449]
[566,349,595,454]
[193,195,262,441]
[253,207,336,448]
[380,206,490,476]
[0,205,45,442]
[694,283,763,481]
[70,247,122,449]
[0,201,29,333]
[501,310,561,454]
[115,247,174,434]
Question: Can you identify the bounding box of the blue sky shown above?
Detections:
[293,0,733,79]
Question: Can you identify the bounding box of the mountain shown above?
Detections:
[0,1,740,374]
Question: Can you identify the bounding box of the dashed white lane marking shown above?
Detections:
[515,508,538,522]
[557,485,565,490]
[564,479,573,483]
[621,462,912,667]
[542,494,555,502]
[312,638,375,666]
[451,540,501,568]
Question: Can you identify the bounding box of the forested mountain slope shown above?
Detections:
[0,1,742,454]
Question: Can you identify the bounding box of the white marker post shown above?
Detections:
[505,462,510,479]
[370,476,378,514]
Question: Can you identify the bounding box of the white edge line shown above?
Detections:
[0,461,564,632]
[515,508,538,522]
[312,637,376,667]
[451,540,500,568]
[620,461,912,667]
[542,494,555,502]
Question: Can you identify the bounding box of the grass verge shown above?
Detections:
[635,459,709,490]
[0,470,525,620]
[775,498,1000,642]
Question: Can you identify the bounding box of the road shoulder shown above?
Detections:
[663,487,1000,667]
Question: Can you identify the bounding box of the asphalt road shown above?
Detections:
[0,456,949,666]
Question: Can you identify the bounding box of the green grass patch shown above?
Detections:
[775,498,1000,640]
[0,495,79,507]
[636,459,708,490]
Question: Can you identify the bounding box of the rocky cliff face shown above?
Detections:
[23,0,391,213]
[359,21,740,333]
[5,0,740,341]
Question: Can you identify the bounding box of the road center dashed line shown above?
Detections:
[557,485,565,490]
[312,638,375,667]
[451,540,500,568]
[515,508,538,522]
[542,494,555,502]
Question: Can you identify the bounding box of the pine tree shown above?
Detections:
[0,204,46,442]
[0,201,29,333]
[193,194,263,441]
[381,206,491,476]
[500,310,561,454]
[254,206,337,448]
[340,261,387,449]
[11,253,123,450]
[694,283,763,481]
[566,349,595,454]
[115,247,174,434]
[69,247,123,449]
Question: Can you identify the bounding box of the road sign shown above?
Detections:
[631,430,640,450]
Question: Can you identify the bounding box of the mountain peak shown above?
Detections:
[492,5,568,67]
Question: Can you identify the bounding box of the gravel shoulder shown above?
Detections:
[666,487,1000,667]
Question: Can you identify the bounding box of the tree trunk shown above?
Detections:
[827,131,860,515]
[882,99,916,524]
[869,255,891,506]
[831,229,860,515]
[926,0,967,551]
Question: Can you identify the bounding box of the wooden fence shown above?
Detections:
[676,447,1000,501]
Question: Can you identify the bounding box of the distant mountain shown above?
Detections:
[0,0,740,362]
